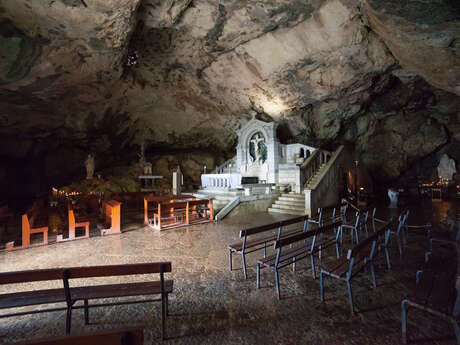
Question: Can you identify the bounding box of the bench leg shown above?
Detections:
[370,262,376,288]
[256,263,260,289]
[166,293,169,317]
[84,300,89,325]
[66,307,72,334]
[401,299,409,344]
[161,293,167,341]
[241,252,247,280]
[346,280,354,314]
[275,268,280,300]
[385,246,391,270]
[310,254,316,279]
[320,271,324,301]
[228,248,232,271]
[450,318,460,345]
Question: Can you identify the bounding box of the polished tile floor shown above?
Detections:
[0,199,458,344]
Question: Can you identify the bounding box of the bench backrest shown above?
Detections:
[0,268,64,285]
[240,215,308,238]
[188,199,211,207]
[64,262,172,279]
[145,195,194,203]
[68,209,76,229]
[347,218,396,260]
[274,221,342,249]
[158,201,188,210]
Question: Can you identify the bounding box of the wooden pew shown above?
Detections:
[228,215,309,279]
[57,207,90,242]
[152,199,212,230]
[0,262,173,340]
[100,200,121,236]
[144,195,195,225]
[186,199,213,224]
[259,222,342,299]
[401,249,458,344]
[319,218,394,314]
[19,327,144,345]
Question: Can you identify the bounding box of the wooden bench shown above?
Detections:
[57,207,90,242]
[99,200,121,236]
[228,215,309,280]
[152,199,213,230]
[0,262,173,340]
[259,221,342,299]
[18,327,144,345]
[320,219,393,314]
[402,250,458,344]
[144,195,195,225]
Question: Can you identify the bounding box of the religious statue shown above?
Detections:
[437,154,456,180]
[172,165,184,195]
[388,188,398,208]
[85,154,95,179]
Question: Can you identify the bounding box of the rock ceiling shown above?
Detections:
[0,0,459,196]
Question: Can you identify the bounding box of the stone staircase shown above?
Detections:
[305,163,326,189]
[268,192,306,215]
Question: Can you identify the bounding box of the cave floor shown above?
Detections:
[0,199,459,345]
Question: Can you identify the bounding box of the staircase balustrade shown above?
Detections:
[304,146,345,216]
[214,157,236,174]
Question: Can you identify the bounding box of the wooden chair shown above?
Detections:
[21,214,48,248]
[58,209,90,242]
[100,200,121,236]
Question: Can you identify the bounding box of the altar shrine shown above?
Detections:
[201,117,319,193]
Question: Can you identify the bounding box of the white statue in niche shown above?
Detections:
[85,154,95,179]
[437,154,456,180]
[388,188,399,208]
[249,132,266,165]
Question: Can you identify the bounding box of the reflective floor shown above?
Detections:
[0,199,459,344]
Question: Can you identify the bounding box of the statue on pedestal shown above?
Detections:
[85,154,95,179]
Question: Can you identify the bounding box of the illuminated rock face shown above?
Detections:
[0,0,459,200]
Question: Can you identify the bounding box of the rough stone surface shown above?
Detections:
[0,0,459,202]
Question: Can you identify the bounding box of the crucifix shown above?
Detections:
[250,133,265,148]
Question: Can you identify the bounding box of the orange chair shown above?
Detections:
[21,214,48,248]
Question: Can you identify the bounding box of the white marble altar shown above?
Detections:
[201,173,242,189]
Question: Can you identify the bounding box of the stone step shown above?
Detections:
[278,196,304,202]
[271,204,305,212]
[196,189,242,196]
[268,208,306,216]
[274,200,305,207]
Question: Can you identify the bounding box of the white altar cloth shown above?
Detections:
[201,173,242,189]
